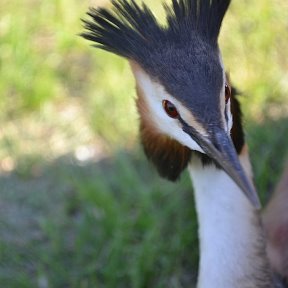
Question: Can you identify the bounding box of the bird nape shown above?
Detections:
[82,0,285,287]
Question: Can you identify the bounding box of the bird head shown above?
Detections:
[82,0,260,208]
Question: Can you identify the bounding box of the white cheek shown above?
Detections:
[133,67,204,153]
[157,113,204,153]
[226,101,233,132]
[145,88,204,153]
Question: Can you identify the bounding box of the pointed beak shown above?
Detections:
[182,125,261,209]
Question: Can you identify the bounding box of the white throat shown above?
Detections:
[188,156,272,288]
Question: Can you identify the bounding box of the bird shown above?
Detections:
[263,161,288,284]
[81,0,279,287]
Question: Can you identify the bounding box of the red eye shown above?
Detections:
[162,100,179,119]
[225,84,231,104]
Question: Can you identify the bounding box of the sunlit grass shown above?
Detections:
[1,0,287,145]
[221,0,288,119]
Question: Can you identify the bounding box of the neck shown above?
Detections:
[188,153,273,288]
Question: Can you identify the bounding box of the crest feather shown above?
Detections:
[81,0,231,59]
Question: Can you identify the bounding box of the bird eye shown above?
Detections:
[162,100,179,119]
[225,84,231,104]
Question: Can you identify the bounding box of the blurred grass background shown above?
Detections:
[0,0,288,287]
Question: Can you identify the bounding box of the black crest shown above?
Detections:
[82,0,231,61]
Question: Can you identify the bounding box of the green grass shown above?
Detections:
[0,151,198,288]
[0,0,288,287]
[1,121,287,288]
